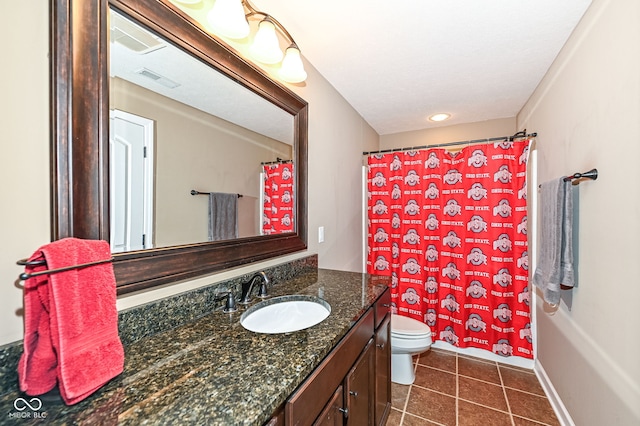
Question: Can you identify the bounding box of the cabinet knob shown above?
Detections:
[349,390,358,397]
[338,407,348,417]
[377,343,385,349]
[382,303,390,308]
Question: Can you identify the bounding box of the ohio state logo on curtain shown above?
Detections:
[262,162,294,235]
[367,140,533,359]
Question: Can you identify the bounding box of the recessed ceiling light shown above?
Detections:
[429,113,451,122]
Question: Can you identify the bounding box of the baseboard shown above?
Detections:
[534,360,575,426]
[535,303,640,425]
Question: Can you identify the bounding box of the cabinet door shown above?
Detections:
[264,405,285,426]
[374,288,391,329]
[287,310,374,425]
[374,315,391,426]
[345,340,373,426]
[313,386,344,426]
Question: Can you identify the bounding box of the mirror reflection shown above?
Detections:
[108,9,295,253]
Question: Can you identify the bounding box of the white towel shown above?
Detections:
[533,178,575,305]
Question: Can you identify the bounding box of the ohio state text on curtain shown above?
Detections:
[366,140,533,359]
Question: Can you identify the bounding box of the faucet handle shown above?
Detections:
[257,281,269,299]
[224,292,237,313]
[216,291,238,313]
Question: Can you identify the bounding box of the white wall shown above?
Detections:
[518,0,640,423]
[0,2,50,346]
[0,3,377,346]
[379,117,516,151]
[292,69,379,272]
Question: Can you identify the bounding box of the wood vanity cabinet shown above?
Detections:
[344,340,374,425]
[269,288,391,426]
[314,386,345,426]
[373,291,391,426]
[315,341,373,426]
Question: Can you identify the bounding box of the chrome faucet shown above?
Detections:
[239,271,270,304]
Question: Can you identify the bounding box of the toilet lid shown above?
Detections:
[391,314,431,336]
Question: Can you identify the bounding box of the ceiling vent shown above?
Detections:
[110,13,165,54]
[135,68,181,89]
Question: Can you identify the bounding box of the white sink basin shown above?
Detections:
[240,295,331,334]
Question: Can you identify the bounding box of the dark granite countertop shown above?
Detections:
[3,269,390,425]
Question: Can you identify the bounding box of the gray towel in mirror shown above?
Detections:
[208,192,238,241]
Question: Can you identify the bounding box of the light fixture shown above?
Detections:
[207,0,250,39]
[206,0,307,83]
[429,113,451,122]
[279,44,307,83]
[249,19,283,64]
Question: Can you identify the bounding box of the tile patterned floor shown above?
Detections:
[386,349,560,426]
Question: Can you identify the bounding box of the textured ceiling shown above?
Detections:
[251,0,593,135]
[110,10,295,145]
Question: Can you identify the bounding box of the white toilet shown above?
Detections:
[390,314,433,385]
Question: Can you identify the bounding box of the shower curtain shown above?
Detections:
[366,140,533,359]
[262,162,295,235]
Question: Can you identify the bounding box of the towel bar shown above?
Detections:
[538,168,598,188]
[16,257,114,281]
[190,190,243,198]
[563,168,598,183]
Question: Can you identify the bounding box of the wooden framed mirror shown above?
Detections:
[51,0,308,294]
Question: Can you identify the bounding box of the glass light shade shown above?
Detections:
[279,46,307,83]
[207,0,249,39]
[250,20,284,64]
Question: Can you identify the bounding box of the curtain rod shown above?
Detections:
[261,159,293,165]
[362,131,537,156]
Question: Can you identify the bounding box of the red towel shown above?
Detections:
[18,238,124,405]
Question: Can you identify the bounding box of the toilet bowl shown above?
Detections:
[390,314,432,385]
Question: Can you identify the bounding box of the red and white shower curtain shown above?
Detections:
[366,140,533,359]
[262,162,295,235]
